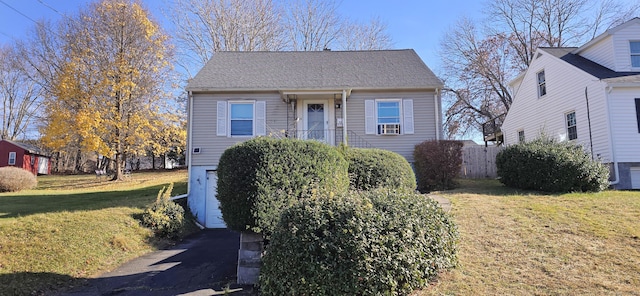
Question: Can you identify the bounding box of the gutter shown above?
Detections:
[605,85,620,185]
[435,88,441,140]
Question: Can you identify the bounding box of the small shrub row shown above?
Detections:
[216,137,349,237]
[496,138,609,192]
[414,140,463,192]
[141,183,185,237]
[260,190,458,296]
[343,147,416,191]
[0,167,38,192]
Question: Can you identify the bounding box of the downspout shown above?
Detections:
[585,87,594,159]
[435,88,440,140]
[187,91,194,195]
[342,89,348,146]
[605,85,620,185]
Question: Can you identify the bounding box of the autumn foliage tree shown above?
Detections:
[38,0,174,179]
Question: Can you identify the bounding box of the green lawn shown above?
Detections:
[0,170,193,295]
[420,179,640,295]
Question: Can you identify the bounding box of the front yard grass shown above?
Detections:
[421,179,640,295]
[0,170,194,295]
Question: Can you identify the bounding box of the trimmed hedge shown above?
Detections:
[496,138,609,192]
[141,183,185,237]
[0,167,37,192]
[414,140,463,192]
[217,137,349,236]
[344,148,416,191]
[260,190,458,296]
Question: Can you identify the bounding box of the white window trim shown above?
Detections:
[517,129,525,143]
[630,41,640,68]
[8,152,16,165]
[565,111,577,141]
[376,99,402,135]
[537,70,546,98]
[228,101,256,138]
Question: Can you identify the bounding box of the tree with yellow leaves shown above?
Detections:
[38,0,174,180]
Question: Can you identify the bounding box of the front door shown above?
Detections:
[304,101,328,142]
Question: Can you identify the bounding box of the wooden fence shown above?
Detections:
[460,146,504,179]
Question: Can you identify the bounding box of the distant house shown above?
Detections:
[0,139,51,175]
[502,18,640,189]
[185,49,444,227]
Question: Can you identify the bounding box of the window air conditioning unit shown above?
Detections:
[378,124,401,135]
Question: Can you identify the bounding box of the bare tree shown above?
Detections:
[170,0,285,77]
[442,0,639,137]
[339,17,394,50]
[282,0,343,51]
[0,45,42,141]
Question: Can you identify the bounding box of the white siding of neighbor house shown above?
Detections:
[502,49,612,162]
[347,90,440,163]
[579,35,616,70]
[611,24,640,72]
[189,92,287,167]
[607,88,640,163]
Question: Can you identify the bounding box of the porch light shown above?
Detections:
[335,103,341,109]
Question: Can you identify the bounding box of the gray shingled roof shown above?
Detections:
[1,139,49,156]
[540,47,640,83]
[186,49,443,91]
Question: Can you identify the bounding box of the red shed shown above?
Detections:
[0,140,51,175]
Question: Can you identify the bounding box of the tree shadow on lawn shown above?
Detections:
[0,229,255,296]
[0,183,186,219]
[436,178,552,197]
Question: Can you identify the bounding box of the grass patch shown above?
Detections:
[0,169,197,295]
[420,179,640,295]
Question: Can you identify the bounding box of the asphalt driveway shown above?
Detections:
[57,229,256,296]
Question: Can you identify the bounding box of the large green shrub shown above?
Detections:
[496,138,609,192]
[0,167,37,192]
[344,148,416,191]
[414,140,463,192]
[217,137,349,236]
[141,183,185,237]
[260,190,458,296]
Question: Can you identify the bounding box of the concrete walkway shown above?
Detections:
[428,194,452,212]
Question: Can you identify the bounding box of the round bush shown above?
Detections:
[141,184,185,237]
[344,148,416,191]
[260,190,458,296]
[217,137,349,236]
[0,167,38,192]
[496,138,609,192]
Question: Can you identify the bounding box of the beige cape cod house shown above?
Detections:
[186,49,443,228]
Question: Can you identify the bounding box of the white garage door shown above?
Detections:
[631,167,640,190]
[205,171,226,228]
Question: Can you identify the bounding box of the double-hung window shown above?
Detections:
[566,111,577,140]
[8,152,16,165]
[365,99,414,135]
[217,101,266,137]
[377,100,401,134]
[630,41,640,68]
[518,130,525,143]
[537,70,546,97]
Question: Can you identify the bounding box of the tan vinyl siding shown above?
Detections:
[346,90,439,163]
[190,92,287,166]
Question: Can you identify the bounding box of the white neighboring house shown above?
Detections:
[502,18,640,190]
[185,50,444,228]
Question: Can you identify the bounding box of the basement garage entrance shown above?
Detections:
[205,170,226,228]
[631,167,640,190]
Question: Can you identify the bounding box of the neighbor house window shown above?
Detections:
[229,103,254,136]
[518,130,525,143]
[566,111,577,140]
[631,41,640,67]
[377,100,401,135]
[8,152,16,165]
[537,70,546,97]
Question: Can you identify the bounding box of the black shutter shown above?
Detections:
[636,99,640,133]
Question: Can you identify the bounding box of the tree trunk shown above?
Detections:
[151,153,156,170]
[74,148,82,174]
